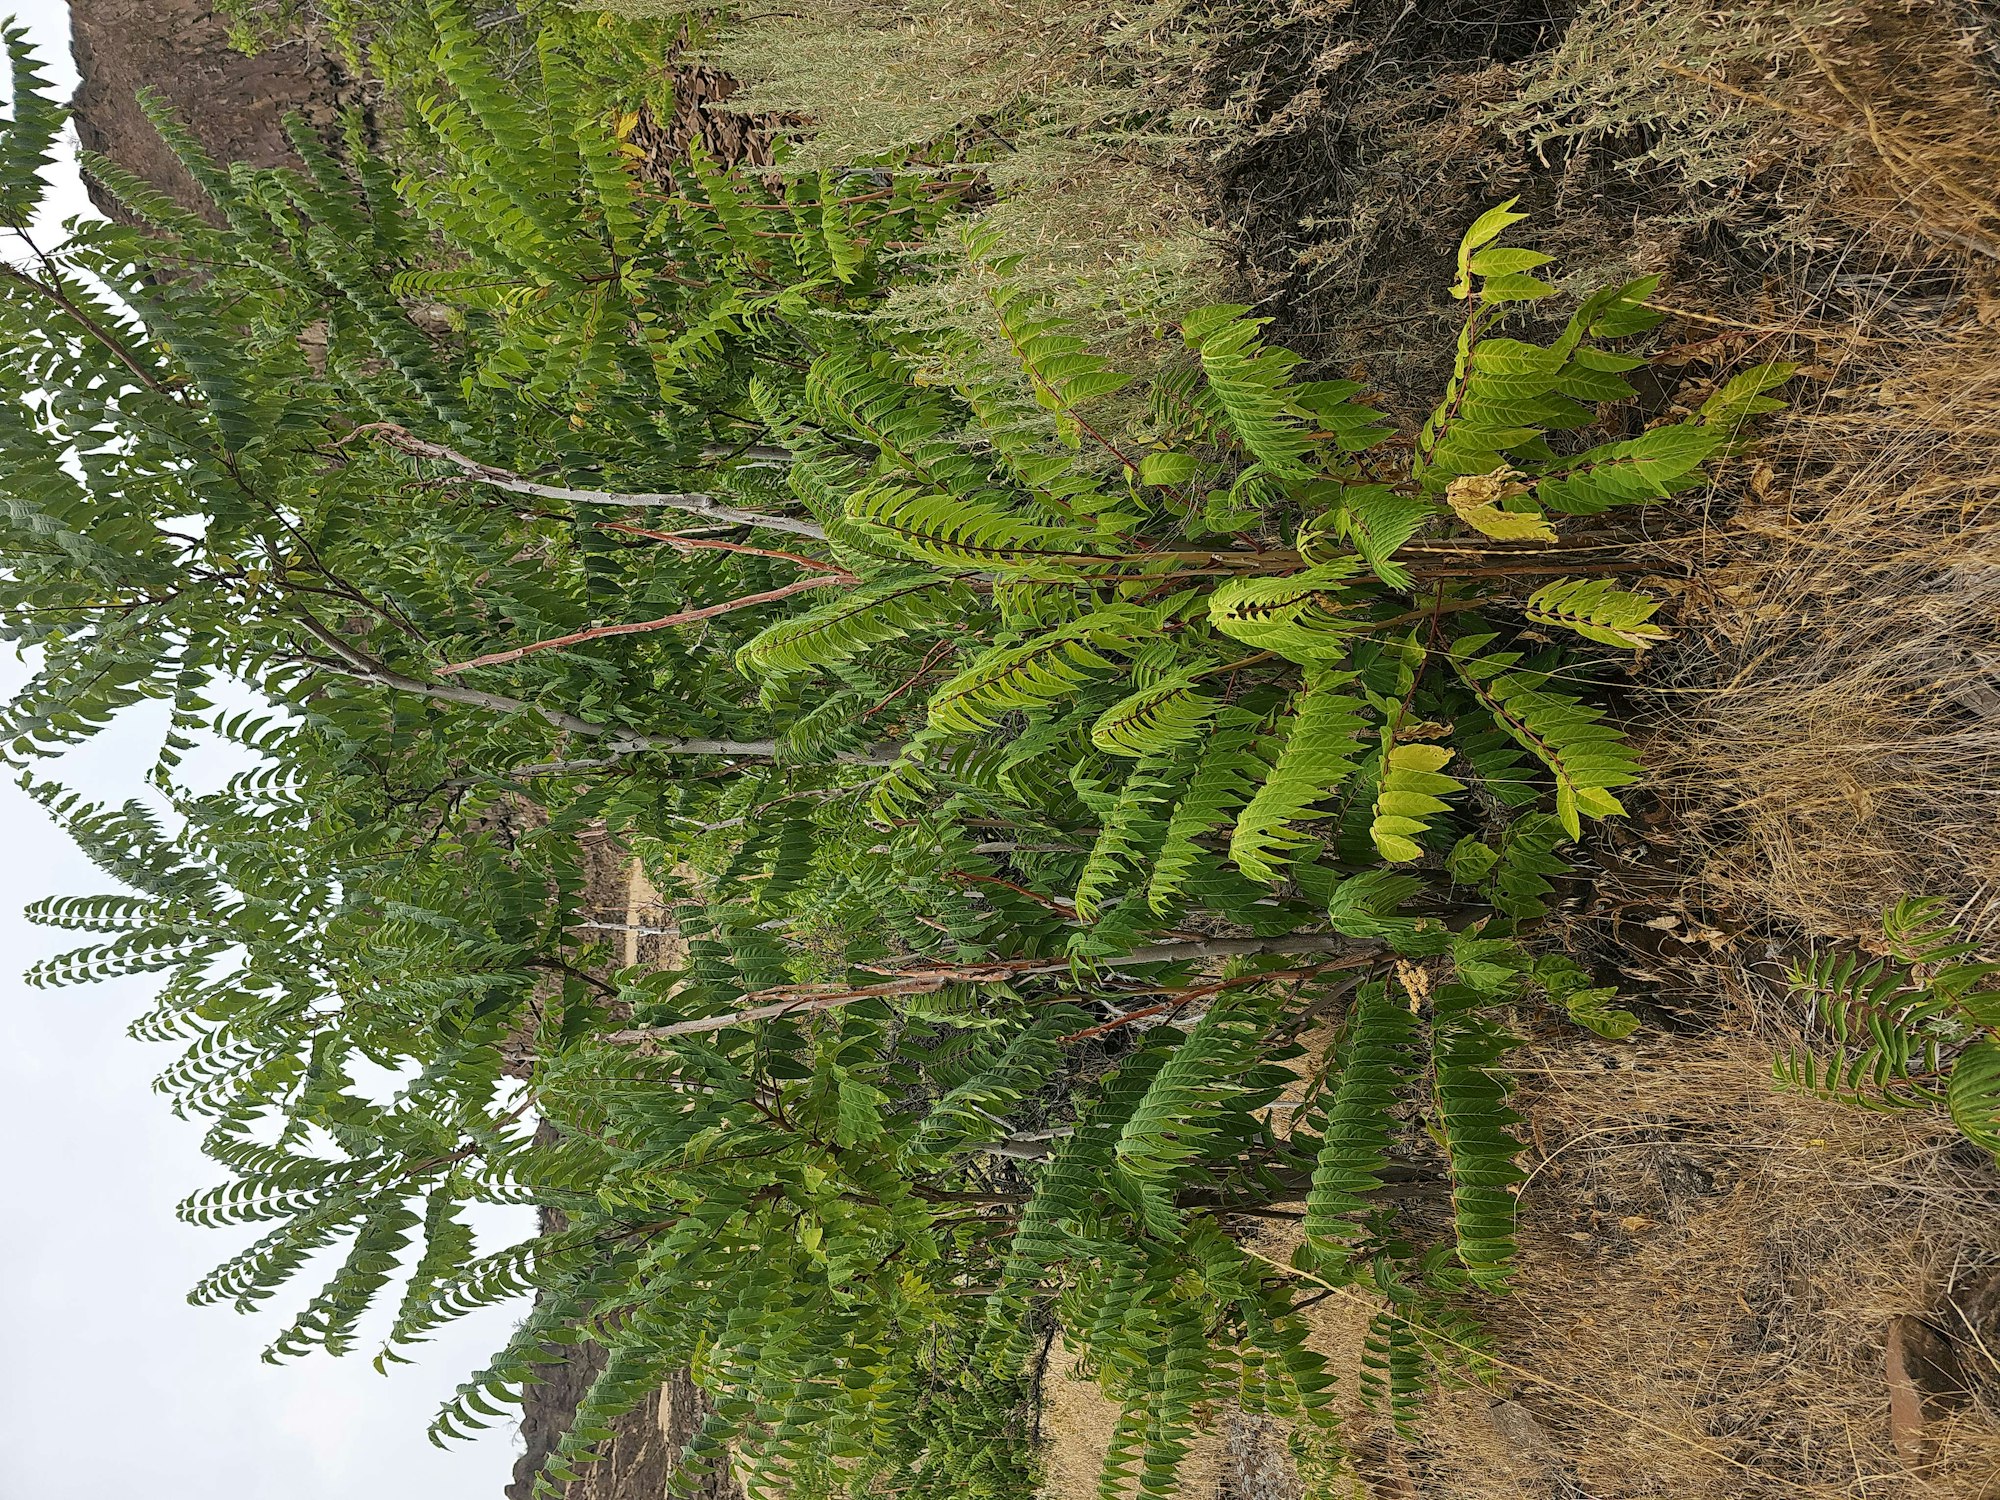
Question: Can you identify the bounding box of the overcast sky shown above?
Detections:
[0,6,532,1496]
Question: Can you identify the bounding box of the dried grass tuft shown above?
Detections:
[1499,0,2000,263]
[1655,319,2000,942]
[1488,0,2000,940]
[1452,1031,2000,1498]
[1240,1029,2000,1499]
[698,0,1229,345]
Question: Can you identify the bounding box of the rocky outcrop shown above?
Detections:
[508,1342,741,1500]
[503,855,737,1500]
[66,0,363,220]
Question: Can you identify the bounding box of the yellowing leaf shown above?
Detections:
[1386,743,1454,776]
[1371,743,1463,863]
[1525,577,1669,650]
[1446,471,1555,542]
[1449,496,1556,544]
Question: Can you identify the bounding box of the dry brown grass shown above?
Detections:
[1501,0,2000,264]
[1658,321,2000,940]
[1444,1031,2000,1499]
[1216,1026,2000,1500]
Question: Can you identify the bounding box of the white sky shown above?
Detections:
[0,6,533,1496]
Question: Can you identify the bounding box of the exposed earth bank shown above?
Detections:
[67,0,362,221]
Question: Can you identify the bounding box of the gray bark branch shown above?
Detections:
[352,424,828,539]
[291,615,900,762]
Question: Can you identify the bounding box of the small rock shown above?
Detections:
[1888,1314,1963,1461]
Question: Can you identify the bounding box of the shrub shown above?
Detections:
[0,14,1799,1496]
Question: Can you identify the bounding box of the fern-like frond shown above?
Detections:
[1325,869,1449,955]
[1074,752,1185,920]
[1698,361,1797,430]
[0,23,64,230]
[1228,671,1370,883]
[1883,896,1992,978]
[1302,981,1415,1265]
[1148,707,1266,914]
[1358,1309,1425,1438]
[1483,812,1569,922]
[1531,423,1723,514]
[927,611,1142,735]
[1430,985,1525,1286]
[1524,577,1668,650]
[1090,674,1218,759]
[1530,952,1638,1039]
[1113,989,1280,1235]
[1180,305,1314,477]
[1316,485,1433,591]
[1449,198,1533,300]
[1415,337,1583,495]
[910,1012,1078,1158]
[971,250,1134,449]
[1949,1041,2000,1161]
[737,575,956,678]
[1776,938,1961,1109]
[847,481,1102,572]
[265,1196,421,1360]
[1451,635,1641,838]
[1370,742,1463,864]
[1208,562,1367,664]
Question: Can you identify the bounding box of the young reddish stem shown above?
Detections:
[950,870,1082,920]
[436,574,846,675]
[864,639,958,718]
[1058,961,1351,1044]
[596,520,852,574]
[1060,1000,1179,1043]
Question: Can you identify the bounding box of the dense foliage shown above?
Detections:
[0,9,1893,1497]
